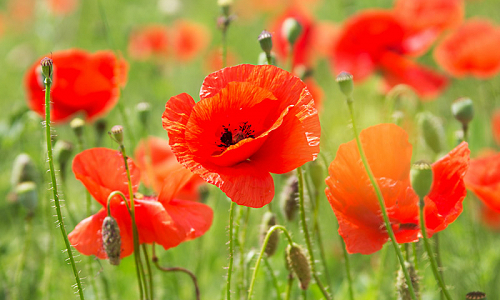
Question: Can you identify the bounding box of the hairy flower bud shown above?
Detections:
[109,125,124,145]
[336,71,354,98]
[11,153,39,187]
[396,262,419,300]
[260,212,279,257]
[102,216,121,265]
[280,175,299,221]
[281,18,302,46]
[286,243,311,290]
[410,161,433,200]
[417,112,445,154]
[40,57,53,80]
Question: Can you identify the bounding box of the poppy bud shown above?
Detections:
[286,243,311,290]
[417,112,445,155]
[280,175,298,221]
[260,212,279,257]
[281,18,302,47]
[15,181,38,215]
[396,262,419,300]
[40,57,53,80]
[109,125,124,145]
[336,71,354,98]
[70,118,85,140]
[410,161,433,201]
[53,140,74,171]
[451,97,474,126]
[466,291,486,300]
[258,30,273,55]
[102,216,121,265]
[137,102,151,127]
[11,153,39,187]
[258,52,276,66]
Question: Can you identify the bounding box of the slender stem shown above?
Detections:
[346,100,417,300]
[142,244,154,300]
[285,274,294,300]
[44,76,85,300]
[11,217,33,300]
[264,257,282,300]
[239,207,251,296]
[234,206,245,300]
[296,167,332,300]
[226,201,236,300]
[412,242,419,272]
[248,225,294,300]
[222,28,228,68]
[434,234,444,300]
[418,197,452,300]
[340,238,354,300]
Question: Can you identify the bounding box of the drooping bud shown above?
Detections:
[281,18,302,47]
[466,291,486,300]
[396,262,419,300]
[410,161,433,201]
[70,118,85,140]
[15,181,38,215]
[11,153,39,187]
[137,102,151,127]
[336,71,354,98]
[258,52,276,65]
[109,125,124,145]
[40,57,53,81]
[452,97,474,126]
[53,140,74,172]
[286,243,311,290]
[280,175,299,221]
[260,212,279,257]
[417,112,445,155]
[102,216,121,265]
[258,30,273,55]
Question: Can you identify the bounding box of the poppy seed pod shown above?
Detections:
[336,71,354,98]
[110,125,124,145]
[286,243,311,290]
[417,112,445,154]
[70,118,85,139]
[451,97,474,126]
[102,216,121,265]
[260,212,279,257]
[396,262,419,300]
[282,18,302,47]
[280,175,299,221]
[15,181,38,215]
[258,30,273,55]
[410,161,433,200]
[11,153,39,187]
[40,57,53,80]
[466,291,486,299]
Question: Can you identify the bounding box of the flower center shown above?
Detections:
[217,121,255,149]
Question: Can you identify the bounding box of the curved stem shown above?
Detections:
[345,100,417,300]
[285,274,294,300]
[418,197,452,300]
[297,167,332,300]
[44,76,85,300]
[248,225,294,300]
[226,201,235,300]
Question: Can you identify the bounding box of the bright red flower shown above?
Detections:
[68,148,213,259]
[162,64,320,208]
[310,21,340,59]
[46,0,79,15]
[492,110,500,145]
[134,136,204,201]
[128,25,170,60]
[325,124,469,254]
[434,19,500,78]
[304,78,323,111]
[24,49,128,123]
[332,10,448,98]
[171,20,210,62]
[464,153,500,213]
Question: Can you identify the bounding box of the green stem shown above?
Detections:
[264,257,282,300]
[340,238,354,300]
[11,217,33,300]
[345,100,417,300]
[248,225,294,300]
[296,167,332,300]
[226,201,236,300]
[44,76,85,300]
[142,244,154,300]
[418,197,452,300]
[285,274,294,300]
[412,242,419,272]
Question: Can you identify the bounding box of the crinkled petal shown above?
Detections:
[465,152,500,212]
[164,198,214,241]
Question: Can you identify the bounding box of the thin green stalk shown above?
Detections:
[248,225,294,300]
[233,206,246,300]
[142,244,154,300]
[285,274,294,300]
[434,234,444,300]
[44,72,85,300]
[345,100,417,300]
[226,201,236,300]
[264,257,281,300]
[418,197,452,300]
[412,242,419,272]
[11,217,33,300]
[339,238,354,300]
[296,167,332,300]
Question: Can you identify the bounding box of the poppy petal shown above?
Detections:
[464,153,500,212]
[164,198,214,241]
[157,168,196,205]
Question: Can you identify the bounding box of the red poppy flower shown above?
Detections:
[171,20,210,62]
[394,0,464,55]
[24,49,128,123]
[325,124,469,254]
[128,25,169,60]
[434,19,500,78]
[68,148,213,259]
[464,153,500,213]
[332,10,448,98]
[134,136,204,201]
[310,21,340,59]
[46,0,79,15]
[303,78,323,111]
[162,64,320,208]
[492,110,500,145]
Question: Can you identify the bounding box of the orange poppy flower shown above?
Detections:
[68,148,213,259]
[464,153,500,213]
[434,19,500,78]
[24,49,128,123]
[128,25,170,60]
[492,110,500,145]
[332,10,448,98]
[162,64,321,208]
[134,136,204,201]
[46,0,79,15]
[325,124,469,254]
[171,20,210,62]
[394,0,464,55]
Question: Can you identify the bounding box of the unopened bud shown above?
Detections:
[109,125,124,145]
[396,262,419,300]
[15,181,38,215]
[336,71,354,98]
[452,97,474,126]
[410,161,433,200]
[102,216,121,265]
[466,291,486,300]
[11,153,39,187]
[53,140,73,170]
[260,212,279,257]
[286,243,311,290]
[281,18,302,46]
[258,52,276,65]
[40,57,53,80]
[137,102,151,126]
[258,30,273,54]
[280,175,298,221]
[417,112,445,154]
[70,118,85,139]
